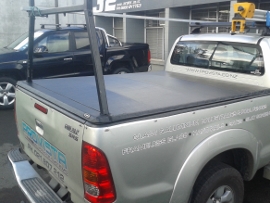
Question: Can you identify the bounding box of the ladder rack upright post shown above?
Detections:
[84,0,109,116]
[27,0,36,82]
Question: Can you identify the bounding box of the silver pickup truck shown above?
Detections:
[7,2,270,203]
[8,31,270,203]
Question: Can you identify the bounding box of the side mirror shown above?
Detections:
[34,45,48,53]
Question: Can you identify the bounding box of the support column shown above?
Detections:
[125,14,144,43]
[229,1,237,21]
[27,0,36,82]
[165,7,189,62]
[55,0,59,24]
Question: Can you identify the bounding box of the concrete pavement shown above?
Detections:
[0,109,28,203]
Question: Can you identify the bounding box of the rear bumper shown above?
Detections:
[8,148,63,203]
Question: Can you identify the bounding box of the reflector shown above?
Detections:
[34,103,48,114]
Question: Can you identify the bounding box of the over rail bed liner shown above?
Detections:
[17,71,270,124]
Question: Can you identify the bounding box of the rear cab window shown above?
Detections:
[74,30,103,50]
[170,41,264,76]
[74,32,90,50]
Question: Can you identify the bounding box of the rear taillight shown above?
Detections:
[82,142,116,203]
[147,49,151,64]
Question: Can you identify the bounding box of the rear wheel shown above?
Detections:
[113,67,130,74]
[0,77,16,109]
[191,162,244,203]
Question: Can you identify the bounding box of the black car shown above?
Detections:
[0,25,151,109]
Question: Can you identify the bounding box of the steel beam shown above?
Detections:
[55,0,59,24]
[190,21,267,28]
[84,0,109,115]
[23,5,85,16]
[27,0,35,82]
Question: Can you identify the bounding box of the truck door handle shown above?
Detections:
[64,58,73,61]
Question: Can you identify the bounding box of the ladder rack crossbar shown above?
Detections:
[23,5,85,16]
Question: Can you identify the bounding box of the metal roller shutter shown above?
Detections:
[113,18,123,42]
[146,27,164,60]
[145,11,165,60]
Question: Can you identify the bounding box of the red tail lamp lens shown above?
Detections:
[82,142,116,203]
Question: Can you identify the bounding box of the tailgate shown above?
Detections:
[15,88,86,202]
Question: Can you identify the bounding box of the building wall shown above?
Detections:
[95,16,113,35]
[0,0,60,47]
[0,0,124,47]
[92,0,230,13]
[0,0,89,47]
[0,0,54,47]
[125,18,144,43]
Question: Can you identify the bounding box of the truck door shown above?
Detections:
[32,31,74,78]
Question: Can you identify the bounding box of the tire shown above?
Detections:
[0,77,16,110]
[191,162,244,203]
[112,67,131,74]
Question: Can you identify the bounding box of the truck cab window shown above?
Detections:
[74,32,91,50]
[171,41,264,76]
[36,32,69,53]
[8,31,44,51]
[75,31,103,51]
[171,41,215,68]
[33,32,69,53]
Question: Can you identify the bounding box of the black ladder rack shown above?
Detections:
[25,0,109,116]
[66,23,87,28]
[40,24,61,29]
[190,21,270,36]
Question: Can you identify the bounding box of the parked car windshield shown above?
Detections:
[6,31,44,51]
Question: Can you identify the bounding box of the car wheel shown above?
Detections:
[191,162,244,203]
[0,77,16,109]
[113,67,131,74]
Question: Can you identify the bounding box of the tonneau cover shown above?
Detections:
[17,71,270,125]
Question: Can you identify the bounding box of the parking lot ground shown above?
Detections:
[0,186,27,203]
[244,169,270,203]
[0,109,28,203]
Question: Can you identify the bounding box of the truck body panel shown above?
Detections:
[80,95,270,203]
[15,89,85,202]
